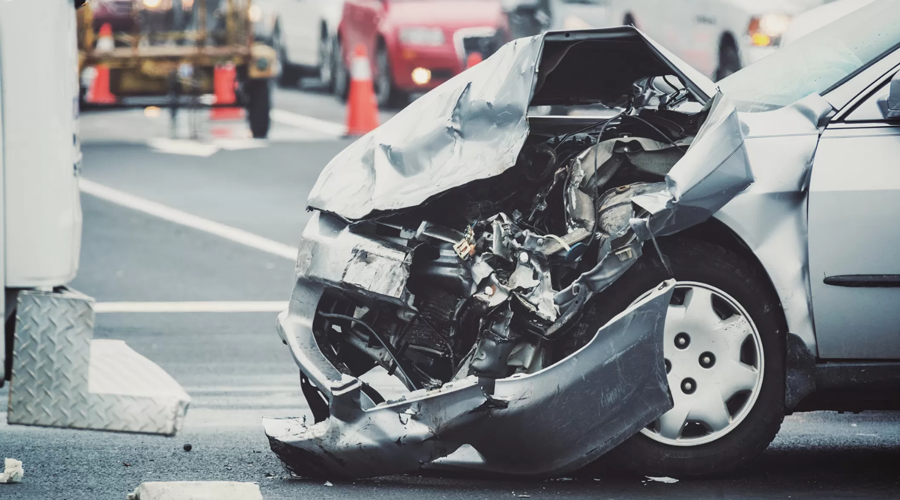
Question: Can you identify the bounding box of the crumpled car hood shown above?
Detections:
[307,27,717,221]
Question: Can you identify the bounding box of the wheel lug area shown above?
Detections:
[674,332,691,349]
[664,359,671,374]
[699,352,716,368]
[681,377,697,394]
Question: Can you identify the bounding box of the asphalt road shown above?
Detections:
[1,84,899,500]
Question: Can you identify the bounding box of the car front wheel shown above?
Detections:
[332,36,349,101]
[563,238,785,477]
[375,45,406,108]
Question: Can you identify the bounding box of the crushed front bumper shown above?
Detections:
[264,211,674,479]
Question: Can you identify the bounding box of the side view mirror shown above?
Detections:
[878,71,900,120]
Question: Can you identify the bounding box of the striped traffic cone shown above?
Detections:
[87,23,116,104]
[345,44,379,136]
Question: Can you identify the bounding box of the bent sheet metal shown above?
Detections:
[265,281,674,479]
[269,26,753,479]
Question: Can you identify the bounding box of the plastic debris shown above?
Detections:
[183,444,193,452]
[324,480,334,487]
[645,476,679,484]
[0,458,24,484]
[126,481,263,500]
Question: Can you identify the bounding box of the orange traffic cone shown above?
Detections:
[95,22,114,52]
[86,65,116,104]
[86,23,116,104]
[210,63,245,120]
[465,52,483,69]
[346,44,379,137]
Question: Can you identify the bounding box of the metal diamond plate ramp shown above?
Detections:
[7,287,190,435]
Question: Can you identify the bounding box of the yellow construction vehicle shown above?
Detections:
[77,0,277,138]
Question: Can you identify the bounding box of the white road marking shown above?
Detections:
[270,109,346,137]
[94,301,289,313]
[79,178,299,260]
[148,138,269,157]
[148,138,221,157]
[183,385,301,393]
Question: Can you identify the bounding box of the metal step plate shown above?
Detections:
[7,287,190,435]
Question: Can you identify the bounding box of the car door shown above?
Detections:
[808,69,900,359]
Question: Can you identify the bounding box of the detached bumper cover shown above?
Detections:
[266,280,674,478]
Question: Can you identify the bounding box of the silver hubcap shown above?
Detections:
[640,282,764,446]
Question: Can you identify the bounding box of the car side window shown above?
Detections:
[845,76,894,122]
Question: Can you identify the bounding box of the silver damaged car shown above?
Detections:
[265,0,900,479]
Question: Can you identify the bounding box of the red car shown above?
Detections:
[334,0,509,107]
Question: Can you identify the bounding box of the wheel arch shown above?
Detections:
[661,217,809,411]
[664,217,789,337]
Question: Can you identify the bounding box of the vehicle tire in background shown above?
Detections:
[246,78,271,139]
[559,238,785,477]
[714,41,741,81]
[333,36,349,101]
[274,25,300,88]
[375,44,407,109]
[318,31,334,90]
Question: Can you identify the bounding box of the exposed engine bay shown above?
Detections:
[315,80,703,392]
[265,27,753,479]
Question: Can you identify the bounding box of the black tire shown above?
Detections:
[318,31,334,90]
[714,41,741,81]
[375,44,407,109]
[333,36,349,101]
[559,238,785,477]
[246,78,271,139]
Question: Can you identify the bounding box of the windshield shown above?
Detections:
[718,0,900,112]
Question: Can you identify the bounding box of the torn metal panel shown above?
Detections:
[265,281,674,479]
[464,280,674,475]
[630,92,754,239]
[272,26,777,481]
[307,36,543,220]
[264,378,488,479]
[296,211,414,305]
[308,27,717,221]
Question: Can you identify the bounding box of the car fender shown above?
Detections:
[713,93,834,356]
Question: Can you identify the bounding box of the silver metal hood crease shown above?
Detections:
[270,27,757,479]
[307,36,543,220]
